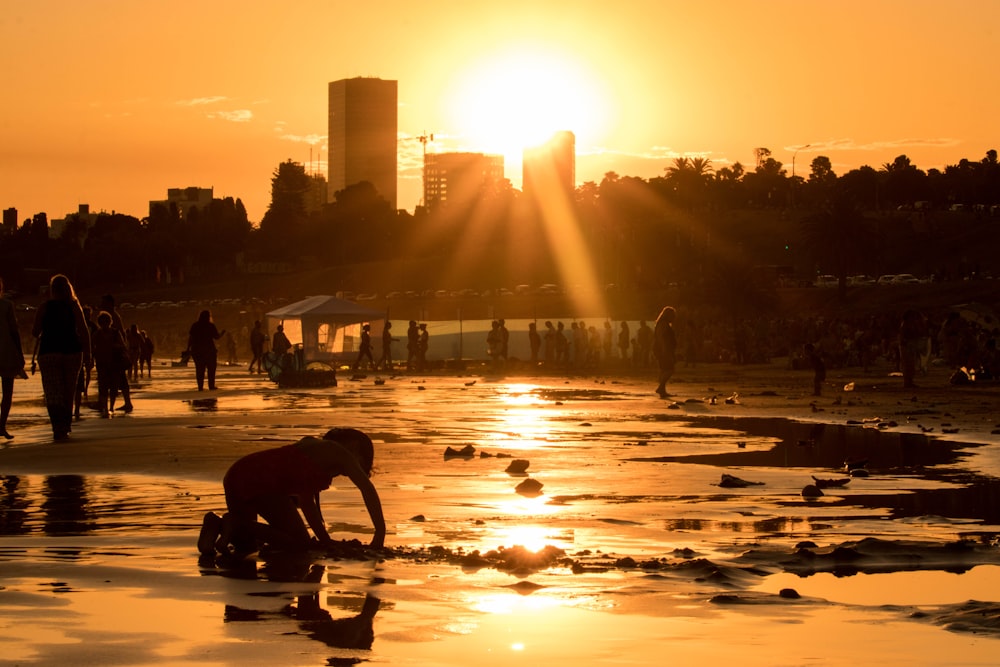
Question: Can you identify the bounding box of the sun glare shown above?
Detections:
[445,47,608,162]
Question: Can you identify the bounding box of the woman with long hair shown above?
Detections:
[186,309,224,391]
[31,274,91,440]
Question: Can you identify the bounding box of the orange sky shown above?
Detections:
[2,1,997,223]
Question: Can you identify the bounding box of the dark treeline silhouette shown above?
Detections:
[2,149,999,298]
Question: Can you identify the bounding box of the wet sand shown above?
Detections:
[1,357,1000,666]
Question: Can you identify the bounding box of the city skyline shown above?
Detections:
[2,1,997,223]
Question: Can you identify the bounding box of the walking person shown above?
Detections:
[91,311,127,417]
[377,320,397,371]
[353,324,375,371]
[0,277,27,439]
[248,320,267,374]
[406,320,419,371]
[99,294,134,413]
[186,309,225,391]
[653,306,677,398]
[32,274,92,440]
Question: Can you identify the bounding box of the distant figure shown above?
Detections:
[139,330,154,377]
[198,428,386,558]
[602,321,613,362]
[271,324,292,369]
[126,323,143,381]
[652,306,676,398]
[487,320,502,365]
[32,274,92,440]
[637,320,653,368]
[572,322,587,368]
[223,331,238,365]
[528,322,541,365]
[618,321,631,366]
[804,343,826,396]
[0,276,27,439]
[899,309,925,389]
[554,321,568,366]
[92,311,127,417]
[498,319,509,361]
[543,321,556,365]
[377,320,397,370]
[187,309,225,391]
[100,294,133,413]
[248,320,267,374]
[406,320,419,370]
[353,324,375,370]
[417,323,429,370]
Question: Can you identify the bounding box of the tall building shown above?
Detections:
[328,77,398,209]
[522,131,576,198]
[423,152,505,211]
[149,187,214,219]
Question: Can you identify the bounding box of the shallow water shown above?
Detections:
[1,362,999,665]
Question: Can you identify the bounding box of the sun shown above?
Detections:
[443,46,609,163]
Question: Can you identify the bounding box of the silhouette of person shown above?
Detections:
[271,324,292,371]
[543,321,556,365]
[528,322,541,365]
[187,309,224,391]
[653,306,676,397]
[406,320,419,370]
[91,311,127,417]
[487,320,501,365]
[618,321,631,366]
[353,324,375,370]
[804,343,826,396]
[199,428,386,557]
[248,320,267,374]
[417,323,429,370]
[139,330,154,377]
[126,323,143,381]
[377,320,397,370]
[498,319,509,361]
[603,321,613,362]
[32,274,92,440]
[73,305,96,421]
[0,277,27,440]
[99,294,133,413]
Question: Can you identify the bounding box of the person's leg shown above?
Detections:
[0,375,13,438]
[256,495,312,550]
[194,359,206,390]
[207,356,217,390]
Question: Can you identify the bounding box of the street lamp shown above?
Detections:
[792,144,811,179]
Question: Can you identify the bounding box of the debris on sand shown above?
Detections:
[801,484,824,499]
[515,478,544,497]
[444,444,476,459]
[505,459,530,474]
[718,473,763,488]
[812,475,851,489]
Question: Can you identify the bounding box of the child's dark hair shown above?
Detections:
[323,428,374,475]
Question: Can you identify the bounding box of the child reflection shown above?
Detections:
[222,562,381,654]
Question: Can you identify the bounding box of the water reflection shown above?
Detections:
[0,475,29,535]
[42,475,95,535]
[218,560,381,660]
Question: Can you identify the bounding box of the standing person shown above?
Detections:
[272,324,292,359]
[602,321,613,363]
[618,321,631,367]
[543,321,556,365]
[353,324,375,371]
[248,320,267,374]
[0,277,27,439]
[486,320,501,366]
[377,320,397,371]
[139,330,154,378]
[498,319,509,362]
[804,343,826,397]
[199,427,386,557]
[653,306,677,398]
[126,323,143,382]
[32,274,92,440]
[405,320,419,371]
[417,323,429,371]
[91,311,127,417]
[186,309,225,391]
[99,294,134,413]
[899,309,924,389]
[528,322,541,365]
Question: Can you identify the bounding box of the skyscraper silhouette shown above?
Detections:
[328,77,398,210]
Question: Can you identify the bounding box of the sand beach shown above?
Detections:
[1,355,999,666]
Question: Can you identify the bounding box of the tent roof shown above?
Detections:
[266,295,385,322]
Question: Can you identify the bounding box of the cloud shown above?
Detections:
[783,137,961,154]
[278,132,325,145]
[208,110,253,123]
[176,96,229,106]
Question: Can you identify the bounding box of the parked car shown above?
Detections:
[892,274,921,285]
[848,275,876,286]
[876,275,897,285]
[814,275,838,288]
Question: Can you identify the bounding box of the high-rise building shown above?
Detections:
[328,77,398,209]
[522,131,576,198]
[423,152,505,211]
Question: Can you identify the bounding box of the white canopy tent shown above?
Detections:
[266,295,385,364]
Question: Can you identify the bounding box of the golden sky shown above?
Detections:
[2,0,997,222]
